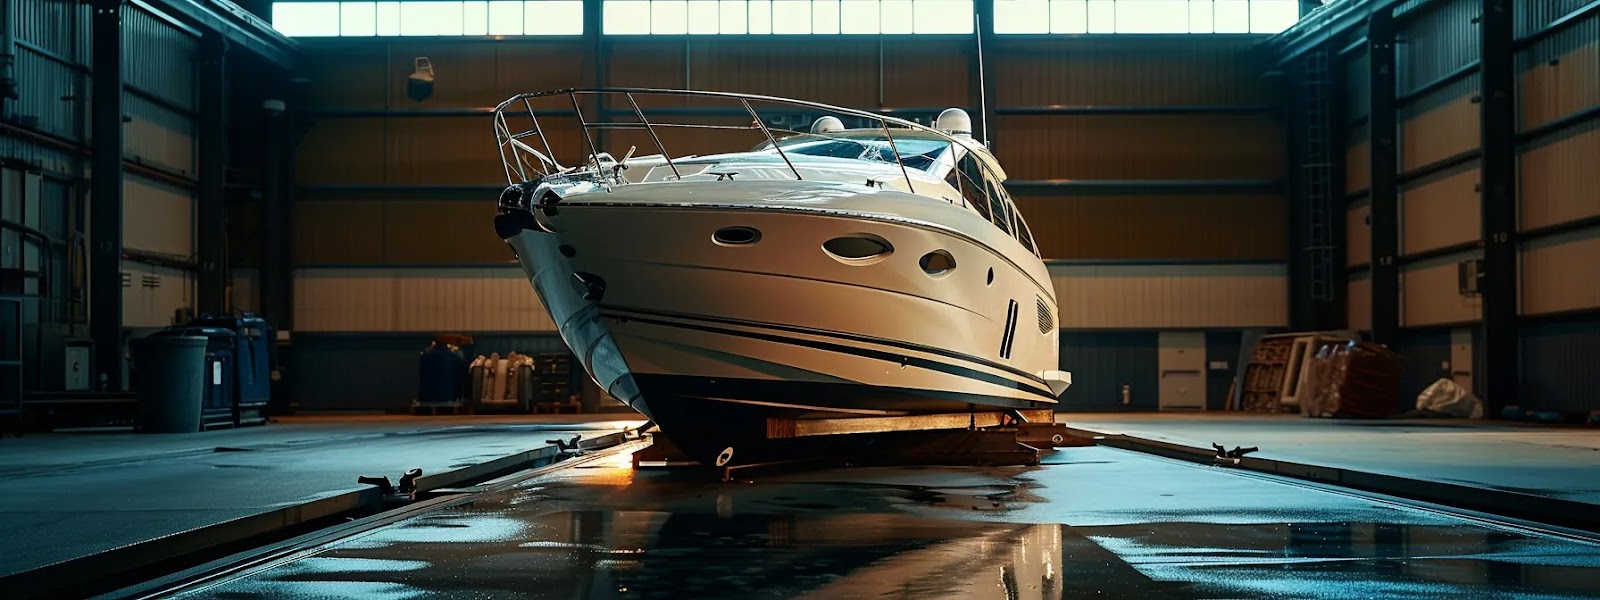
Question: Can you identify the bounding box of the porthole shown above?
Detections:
[823,234,893,265]
[713,226,762,246]
[986,267,995,286]
[919,250,956,277]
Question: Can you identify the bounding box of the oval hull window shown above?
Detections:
[713,226,762,246]
[823,234,893,265]
[919,250,956,277]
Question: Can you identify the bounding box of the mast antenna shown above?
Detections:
[974,13,990,147]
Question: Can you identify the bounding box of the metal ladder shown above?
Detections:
[1301,48,1336,303]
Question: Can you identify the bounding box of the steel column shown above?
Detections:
[89,0,124,391]
[1478,0,1518,413]
[1366,10,1400,346]
[585,0,605,153]
[260,80,291,330]
[197,32,227,316]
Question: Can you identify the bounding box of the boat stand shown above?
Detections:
[636,408,1090,480]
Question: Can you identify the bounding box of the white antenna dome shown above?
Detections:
[936,108,972,137]
[811,116,845,134]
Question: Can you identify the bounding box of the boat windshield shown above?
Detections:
[767,136,950,171]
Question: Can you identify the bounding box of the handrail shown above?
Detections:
[490,87,1038,257]
[491,87,989,188]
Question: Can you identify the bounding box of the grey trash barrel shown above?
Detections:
[132,335,209,433]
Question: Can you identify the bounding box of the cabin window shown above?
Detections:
[993,0,1299,35]
[271,0,584,36]
[603,0,975,35]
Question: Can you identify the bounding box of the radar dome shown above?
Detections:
[935,108,972,137]
[811,116,845,134]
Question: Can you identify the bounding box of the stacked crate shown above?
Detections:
[529,354,576,413]
[1241,337,1295,412]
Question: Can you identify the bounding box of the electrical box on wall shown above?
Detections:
[1458,258,1483,296]
[65,341,93,391]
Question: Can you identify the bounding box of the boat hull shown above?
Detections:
[501,192,1060,466]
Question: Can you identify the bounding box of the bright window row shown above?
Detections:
[994,0,1299,34]
[269,0,1298,36]
[602,0,973,35]
[271,1,583,36]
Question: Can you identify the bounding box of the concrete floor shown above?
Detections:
[1057,413,1600,506]
[0,414,644,579]
[180,446,1600,599]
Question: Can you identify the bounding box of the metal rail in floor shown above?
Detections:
[104,441,1600,600]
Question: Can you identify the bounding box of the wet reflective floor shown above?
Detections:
[177,447,1600,599]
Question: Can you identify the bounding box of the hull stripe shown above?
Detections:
[603,311,1059,401]
[600,304,1052,387]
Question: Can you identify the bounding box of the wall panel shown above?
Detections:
[608,41,689,96]
[123,4,196,110]
[124,94,195,175]
[1401,251,1482,327]
[1050,264,1287,329]
[685,39,882,108]
[294,200,386,264]
[18,0,89,59]
[1518,24,1600,132]
[997,115,1284,180]
[1401,166,1480,254]
[293,267,554,332]
[1520,124,1600,230]
[1347,201,1371,266]
[381,200,514,265]
[1399,0,1479,93]
[15,49,84,141]
[386,116,502,185]
[882,40,969,108]
[1345,51,1370,121]
[1521,315,1600,413]
[122,261,191,328]
[1348,274,1372,331]
[1522,228,1600,316]
[994,38,1269,107]
[295,118,388,185]
[1400,86,1479,171]
[231,268,260,314]
[1015,195,1286,260]
[302,44,388,109]
[123,176,193,257]
[1056,332,1160,411]
[1516,0,1595,38]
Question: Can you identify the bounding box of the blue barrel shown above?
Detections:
[131,335,209,433]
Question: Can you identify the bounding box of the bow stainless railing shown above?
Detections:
[491,87,989,192]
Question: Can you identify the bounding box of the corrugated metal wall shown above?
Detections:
[1056,332,1159,411]
[284,32,1291,409]
[1513,1,1597,413]
[294,267,555,333]
[1400,250,1481,327]
[1521,315,1600,414]
[1050,264,1287,330]
[119,3,199,327]
[1400,165,1479,254]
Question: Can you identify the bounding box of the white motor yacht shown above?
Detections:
[492,89,1069,466]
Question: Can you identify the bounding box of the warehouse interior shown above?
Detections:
[2,0,1600,597]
